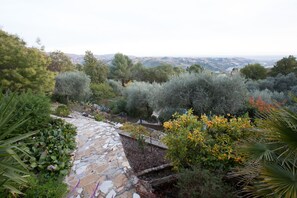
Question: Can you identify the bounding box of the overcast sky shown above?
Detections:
[1,0,297,56]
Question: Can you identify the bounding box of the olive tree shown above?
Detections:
[54,71,91,102]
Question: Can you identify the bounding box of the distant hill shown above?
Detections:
[66,53,279,72]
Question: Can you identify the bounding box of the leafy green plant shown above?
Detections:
[0,92,36,196]
[24,174,67,198]
[163,110,252,170]
[54,105,70,117]
[177,166,235,198]
[24,118,76,176]
[94,112,105,121]
[90,83,116,103]
[109,97,127,114]
[7,91,51,135]
[120,122,150,138]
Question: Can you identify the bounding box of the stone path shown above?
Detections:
[61,112,140,198]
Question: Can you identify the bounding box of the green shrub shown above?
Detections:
[90,82,116,103]
[152,72,247,116]
[163,110,252,170]
[8,91,51,135]
[53,71,91,103]
[94,112,105,121]
[107,79,123,96]
[120,122,150,137]
[123,81,160,118]
[24,118,76,176]
[54,105,70,117]
[24,174,67,198]
[109,97,127,114]
[177,166,235,198]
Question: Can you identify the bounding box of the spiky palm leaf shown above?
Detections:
[0,92,36,195]
[239,107,297,197]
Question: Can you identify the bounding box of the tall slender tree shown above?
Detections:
[110,53,133,86]
[83,51,109,83]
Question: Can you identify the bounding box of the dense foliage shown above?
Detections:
[0,30,55,93]
[232,107,297,197]
[24,118,76,176]
[163,110,252,170]
[153,72,247,117]
[240,63,267,80]
[83,51,109,83]
[0,92,36,196]
[123,81,160,118]
[7,91,51,135]
[48,51,75,73]
[177,166,235,198]
[54,71,91,103]
[90,83,116,103]
[110,53,133,86]
[54,105,70,117]
[270,55,297,76]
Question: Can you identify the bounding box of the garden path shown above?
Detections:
[61,112,140,198]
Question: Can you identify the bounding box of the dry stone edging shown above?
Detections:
[57,112,140,198]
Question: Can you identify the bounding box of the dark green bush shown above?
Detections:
[54,105,70,117]
[24,118,76,176]
[109,97,127,114]
[177,167,235,198]
[90,83,116,103]
[24,174,67,198]
[8,91,51,135]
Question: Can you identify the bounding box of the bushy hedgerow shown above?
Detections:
[123,81,161,118]
[53,71,91,103]
[152,72,247,117]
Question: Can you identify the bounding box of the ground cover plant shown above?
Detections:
[0,91,76,197]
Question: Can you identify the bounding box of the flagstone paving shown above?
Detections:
[60,112,139,198]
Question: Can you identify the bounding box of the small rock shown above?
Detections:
[76,188,83,193]
[76,165,87,175]
[133,193,141,198]
[74,160,81,165]
[122,161,129,167]
[106,189,116,198]
[99,180,113,194]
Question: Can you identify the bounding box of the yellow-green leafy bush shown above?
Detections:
[120,122,150,138]
[163,110,252,170]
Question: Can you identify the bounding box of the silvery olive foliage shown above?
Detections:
[54,71,91,102]
[152,72,248,116]
[249,89,286,104]
[123,81,161,118]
